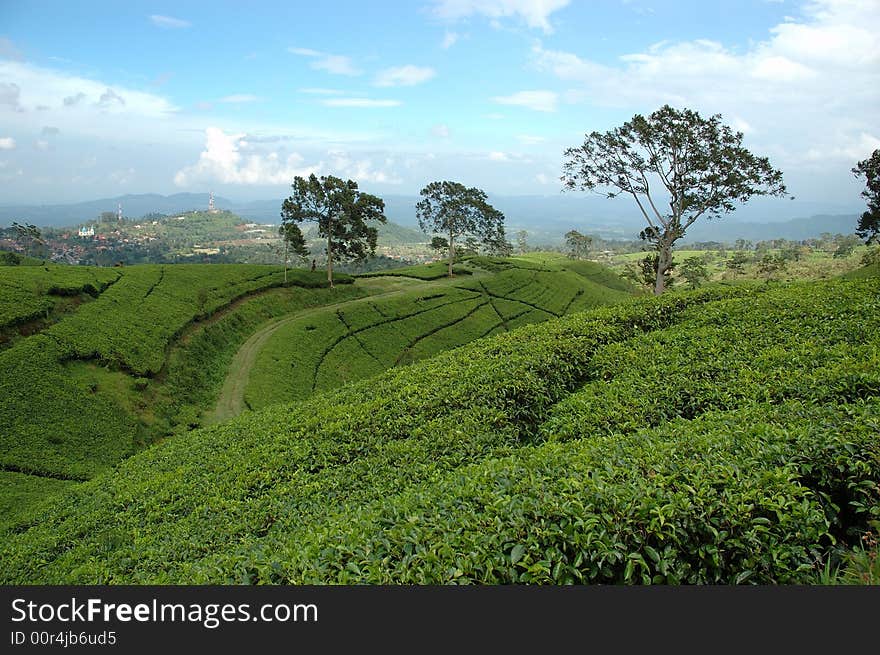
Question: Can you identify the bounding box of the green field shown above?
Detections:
[0,265,120,337]
[245,257,632,408]
[359,260,473,280]
[0,264,359,527]
[609,246,869,286]
[0,271,876,583]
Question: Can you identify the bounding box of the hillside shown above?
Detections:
[0,257,633,531]
[1,272,877,584]
[0,264,363,525]
[245,256,633,408]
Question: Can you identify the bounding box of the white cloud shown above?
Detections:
[34,139,50,151]
[805,131,880,163]
[0,82,23,111]
[0,60,177,118]
[488,151,509,161]
[535,172,553,184]
[442,31,459,49]
[220,94,261,103]
[149,15,190,29]
[492,90,558,112]
[97,88,125,109]
[327,150,403,184]
[375,65,436,87]
[63,92,86,107]
[529,0,880,170]
[0,137,15,150]
[289,47,361,76]
[432,124,451,138]
[431,0,570,33]
[174,127,319,186]
[289,47,322,57]
[322,98,401,108]
[516,134,545,144]
[174,128,402,187]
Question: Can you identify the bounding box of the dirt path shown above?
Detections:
[205,276,453,425]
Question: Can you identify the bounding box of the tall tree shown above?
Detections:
[281,174,386,288]
[679,255,710,289]
[564,230,593,260]
[12,221,43,258]
[852,148,880,244]
[562,105,787,294]
[278,221,309,284]
[415,181,505,277]
[516,230,528,254]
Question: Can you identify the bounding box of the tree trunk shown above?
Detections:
[327,231,334,289]
[654,241,673,295]
[448,228,455,277]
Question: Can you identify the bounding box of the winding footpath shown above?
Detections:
[205,276,448,425]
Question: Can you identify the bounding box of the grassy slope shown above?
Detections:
[0,264,356,527]
[245,258,632,408]
[2,278,876,584]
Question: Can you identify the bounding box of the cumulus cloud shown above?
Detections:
[174,127,401,186]
[374,65,436,87]
[327,150,403,184]
[63,92,86,106]
[0,82,23,111]
[529,0,880,165]
[289,47,361,76]
[492,90,557,112]
[174,127,319,186]
[150,15,190,29]
[0,137,16,150]
[0,61,177,118]
[431,0,570,33]
[97,88,125,108]
[322,98,401,108]
[484,150,532,163]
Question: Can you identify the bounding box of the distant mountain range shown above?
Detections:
[0,192,860,244]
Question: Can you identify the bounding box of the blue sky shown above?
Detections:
[0,0,877,207]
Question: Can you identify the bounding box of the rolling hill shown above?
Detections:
[1,273,876,584]
[0,256,633,532]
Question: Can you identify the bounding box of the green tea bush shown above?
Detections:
[0,284,749,582]
[276,400,879,584]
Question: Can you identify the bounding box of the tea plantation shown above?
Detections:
[246,257,632,407]
[0,264,358,526]
[1,271,876,584]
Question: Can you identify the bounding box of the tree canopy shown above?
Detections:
[415,181,505,277]
[564,230,593,260]
[281,174,386,287]
[852,148,880,244]
[562,105,787,294]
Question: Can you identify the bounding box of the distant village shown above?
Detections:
[1,193,436,269]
